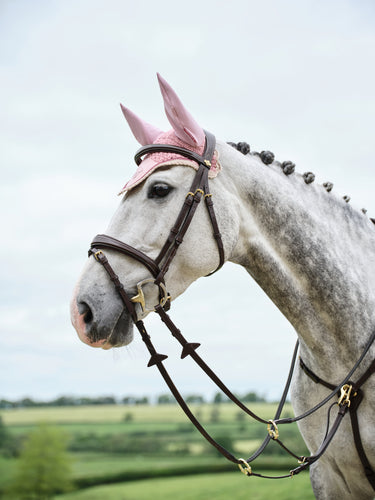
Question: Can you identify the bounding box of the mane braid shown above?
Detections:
[227,140,375,225]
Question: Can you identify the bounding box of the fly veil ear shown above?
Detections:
[156,73,205,148]
[120,74,206,149]
[119,74,213,194]
[120,105,163,146]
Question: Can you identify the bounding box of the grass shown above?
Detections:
[2,402,284,426]
[7,421,185,436]
[68,453,301,480]
[1,403,312,498]
[3,403,299,451]
[1,448,308,493]
[0,456,17,490]
[70,453,231,480]
[54,471,315,500]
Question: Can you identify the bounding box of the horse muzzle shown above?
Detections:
[70,282,134,349]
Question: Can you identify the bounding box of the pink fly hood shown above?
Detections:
[118,74,221,194]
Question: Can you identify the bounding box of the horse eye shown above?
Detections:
[148,183,172,199]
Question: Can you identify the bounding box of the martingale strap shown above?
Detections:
[90,248,300,472]
[89,130,375,483]
[299,355,375,489]
[91,242,375,483]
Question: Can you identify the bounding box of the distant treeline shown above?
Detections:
[0,391,266,409]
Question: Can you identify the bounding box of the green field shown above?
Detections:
[54,471,315,500]
[0,403,314,499]
[2,402,284,425]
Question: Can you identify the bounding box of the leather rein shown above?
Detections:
[88,131,375,485]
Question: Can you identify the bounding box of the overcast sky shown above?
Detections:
[1,0,374,403]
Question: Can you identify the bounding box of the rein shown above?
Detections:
[88,131,375,485]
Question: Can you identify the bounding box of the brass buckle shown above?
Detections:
[186,188,204,199]
[130,279,169,314]
[93,250,104,261]
[338,384,355,407]
[238,458,252,476]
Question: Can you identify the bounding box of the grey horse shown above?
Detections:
[71,75,375,499]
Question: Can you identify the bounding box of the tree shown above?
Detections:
[210,407,220,423]
[123,412,134,422]
[7,424,72,499]
[185,394,205,404]
[0,414,20,457]
[157,394,176,405]
[242,391,266,403]
[207,434,235,457]
[213,392,223,404]
[135,396,149,405]
[122,396,137,405]
[0,415,8,444]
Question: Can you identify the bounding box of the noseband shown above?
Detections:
[88,131,375,486]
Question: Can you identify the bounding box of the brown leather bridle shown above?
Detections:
[88,131,375,486]
[89,130,224,320]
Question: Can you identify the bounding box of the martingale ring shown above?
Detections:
[238,458,252,476]
[267,420,279,440]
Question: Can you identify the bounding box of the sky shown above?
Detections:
[1,0,374,403]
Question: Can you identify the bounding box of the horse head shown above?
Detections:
[70,75,239,349]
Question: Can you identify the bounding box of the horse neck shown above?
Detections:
[218,142,375,377]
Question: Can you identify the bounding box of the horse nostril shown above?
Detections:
[83,308,93,324]
[78,302,93,324]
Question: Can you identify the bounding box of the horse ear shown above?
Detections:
[157,73,205,148]
[120,104,163,146]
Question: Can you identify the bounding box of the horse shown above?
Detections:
[70,74,375,499]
